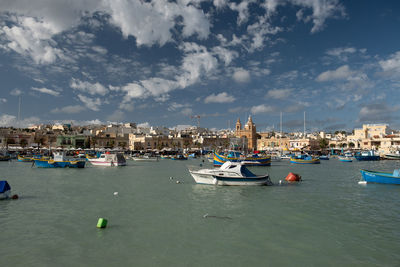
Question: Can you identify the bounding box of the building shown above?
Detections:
[235,116,258,151]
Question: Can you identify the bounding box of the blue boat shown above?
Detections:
[213,151,271,166]
[33,152,85,168]
[338,156,353,162]
[319,155,330,160]
[171,154,188,160]
[290,154,320,164]
[360,169,400,185]
[0,180,11,199]
[355,150,380,161]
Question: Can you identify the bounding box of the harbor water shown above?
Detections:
[1,158,400,266]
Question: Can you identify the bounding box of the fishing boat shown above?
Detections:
[290,154,320,164]
[319,155,330,160]
[213,151,271,166]
[382,151,400,160]
[360,169,400,185]
[338,156,353,162]
[131,154,159,161]
[355,150,380,161]
[171,154,188,160]
[33,152,86,168]
[0,154,10,161]
[17,155,33,162]
[88,152,126,166]
[188,161,272,186]
[0,180,11,200]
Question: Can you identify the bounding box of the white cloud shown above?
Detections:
[293,0,346,33]
[266,88,292,99]
[10,88,22,96]
[204,92,236,103]
[70,78,108,96]
[51,105,86,114]
[229,1,251,25]
[180,107,193,116]
[251,104,275,114]
[92,46,107,54]
[379,51,400,73]
[316,65,353,82]
[77,94,101,111]
[232,68,250,83]
[0,98,7,103]
[106,110,124,122]
[358,103,400,123]
[0,16,64,64]
[0,113,40,127]
[212,46,238,66]
[32,87,60,96]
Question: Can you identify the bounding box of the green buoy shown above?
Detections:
[97,218,108,228]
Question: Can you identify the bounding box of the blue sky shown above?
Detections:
[0,0,400,132]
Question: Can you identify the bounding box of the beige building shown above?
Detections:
[257,134,290,151]
[235,116,258,151]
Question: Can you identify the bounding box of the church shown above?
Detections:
[235,116,259,151]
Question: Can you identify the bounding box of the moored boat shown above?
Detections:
[290,154,320,164]
[354,150,380,161]
[131,154,159,161]
[382,151,400,160]
[33,152,85,168]
[88,152,126,166]
[171,154,188,160]
[319,155,330,160]
[0,180,11,200]
[338,156,353,162]
[17,155,33,162]
[213,151,271,166]
[360,169,400,185]
[188,161,272,186]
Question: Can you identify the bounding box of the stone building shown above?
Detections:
[235,116,258,151]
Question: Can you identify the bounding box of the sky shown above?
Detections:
[0,0,400,132]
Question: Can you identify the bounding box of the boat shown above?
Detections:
[354,150,380,161]
[88,152,126,166]
[319,155,330,160]
[17,155,33,162]
[360,169,400,185]
[382,151,400,160]
[131,154,159,161]
[338,156,353,162]
[0,180,11,200]
[290,154,320,164]
[0,154,10,161]
[188,161,272,186]
[171,154,188,160]
[33,152,86,168]
[213,151,271,166]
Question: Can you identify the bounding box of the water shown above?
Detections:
[1,158,400,266]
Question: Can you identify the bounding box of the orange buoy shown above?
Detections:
[285,172,301,182]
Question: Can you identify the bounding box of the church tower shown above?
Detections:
[235,118,242,132]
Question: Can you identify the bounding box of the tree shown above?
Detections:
[319,138,329,149]
[329,143,336,148]
[20,139,28,149]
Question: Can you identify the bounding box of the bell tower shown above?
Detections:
[235,118,242,132]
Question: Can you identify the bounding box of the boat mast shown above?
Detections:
[280,112,282,149]
[303,111,306,138]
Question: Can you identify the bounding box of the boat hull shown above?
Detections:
[88,160,126,166]
[338,157,352,162]
[213,152,271,166]
[17,156,33,162]
[189,171,271,186]
[34,159,86,168]
[360,170,400,185]
[290,158,320,164]
[355,156,380,161]
[382,154,400,160]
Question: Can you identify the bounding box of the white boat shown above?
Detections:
[131,154,159,161]
[383,151,400,160]
[88,153,126,166]
[188,161,272,186]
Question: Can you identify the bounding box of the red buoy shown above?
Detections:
[11,194,19,199]
[285,172,301,182]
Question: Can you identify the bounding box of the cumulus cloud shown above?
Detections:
[106,110,124,122]
[251,104,275,114]
[316,65,353,82]
[266,88,292,99]
[358,102,400,123]
[0,113,40,127]
[70,79,108,96]
[77,94,101,111]
[204,92,236,103]
[32,87,60,96]
[379,51,400,74]
[0,98,7,103]
[10,88,22,96]
[232,68,250,83]
[51,105,86,114]
[137,122,151,128]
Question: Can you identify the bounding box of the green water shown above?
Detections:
[1,158,399,266]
